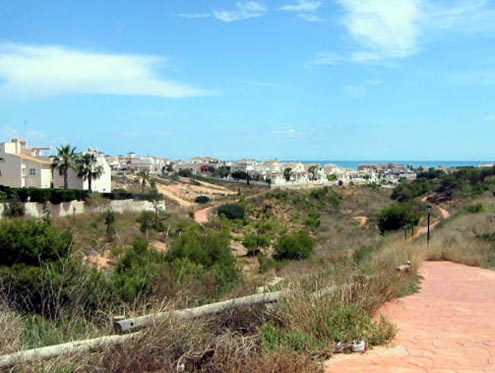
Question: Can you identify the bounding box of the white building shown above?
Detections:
[53,149,112,192]
[0,138,52,188]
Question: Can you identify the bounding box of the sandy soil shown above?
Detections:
[326,261,495,372]
[353,216,368,226]
[154,179,236,208]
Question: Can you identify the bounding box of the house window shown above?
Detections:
[29,168,36,176]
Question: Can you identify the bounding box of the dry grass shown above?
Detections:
[0,301,23,355]
[422,211,495,267]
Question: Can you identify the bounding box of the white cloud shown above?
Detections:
[177,13,211,19]
[344,80,383,98]
[279,1,323,22]
[484,114,495,121]
[338,0,422,60]
[213,2,266,22]
[426,0,495,33]
[279,1,321,12]
[0,125,67,147]
[0,43,211,100]
[308,51,343,66]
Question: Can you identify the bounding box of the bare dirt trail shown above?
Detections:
[413,198,451,238]
[325,261,495,372]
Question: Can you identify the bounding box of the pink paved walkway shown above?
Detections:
[194,207,212,224]
[326,261,495,373]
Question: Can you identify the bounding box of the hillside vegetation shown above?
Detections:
[0,180,461,372]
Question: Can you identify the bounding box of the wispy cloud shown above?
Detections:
[308,51,343,66]
[273,128,308,137]
[426,0,495,33]
[484,114,495,121]
[0,43,211,100]
[213,2,266,22]
[279,0,323,22]
[177,13,211,19]
[238,80,280,88]
[338,0,422,61]
[0,125,66,147]
[344,80,383,98]
[336,0,495,63]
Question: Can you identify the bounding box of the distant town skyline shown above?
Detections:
[1,0,494,160]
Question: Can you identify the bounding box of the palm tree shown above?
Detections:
[308,165,318,181]
[51,145,77,189]
[75,152,103,193]
[137,170,150,193]
[283,167,293,182]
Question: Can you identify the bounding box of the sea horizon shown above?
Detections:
[290,160,495,170]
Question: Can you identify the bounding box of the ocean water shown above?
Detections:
[295,161,494,170]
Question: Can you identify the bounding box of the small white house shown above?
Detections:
[53,149,112,192]
[0,138,52,188]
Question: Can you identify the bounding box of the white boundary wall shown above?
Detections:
[0,199,165,219]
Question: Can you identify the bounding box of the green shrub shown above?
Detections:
[261,305,395,353]
[195,195,210,204]
[217,203,246,220]
[0,219,73,266]
[2,192,25,217]
[464,203,483,213]
[178,169,193,178]
[352,246,376,265]
[167,226,240,295]
[112,239,165,303]
[274,231,314,261]
[243,233,269,256]
[258,253,276,273]
[378,203,421,233]
[260,321,325,353]
[304,211,321,230]
[0,259,112,318]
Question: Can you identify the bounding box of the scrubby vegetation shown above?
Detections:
[0,183,434,371]
[378,203,421,233]
[392,165,495,202]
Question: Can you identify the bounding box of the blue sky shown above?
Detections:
[0,0,494,161]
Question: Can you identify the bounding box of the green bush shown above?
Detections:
[217,203,246,220]
[261,305,395,353]
[167,226,240,295]
[0,219,73,266]
[2,192,25,217]
[304,211,321,230]
[352,246,376,265]
[274,231,314,261]
[258,253,276,273]
[464,203,483,213]
[112,239,165,303]
[195,195,210,204]
[378,203,421,233]
[0,259,112,318]
[243,233,269,256]
[178,168,193,178]
[0,186,89,204]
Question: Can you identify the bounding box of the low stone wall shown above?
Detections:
[0,199,165,219]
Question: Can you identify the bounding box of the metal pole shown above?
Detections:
[427,210,431,245]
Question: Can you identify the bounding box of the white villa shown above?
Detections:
[53,149,112,192]
[0,138,52,188]
[0,138,112,193]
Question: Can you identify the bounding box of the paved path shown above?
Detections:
[414,201,451,238]
[194,206,213,224]
[326,261,495,372]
